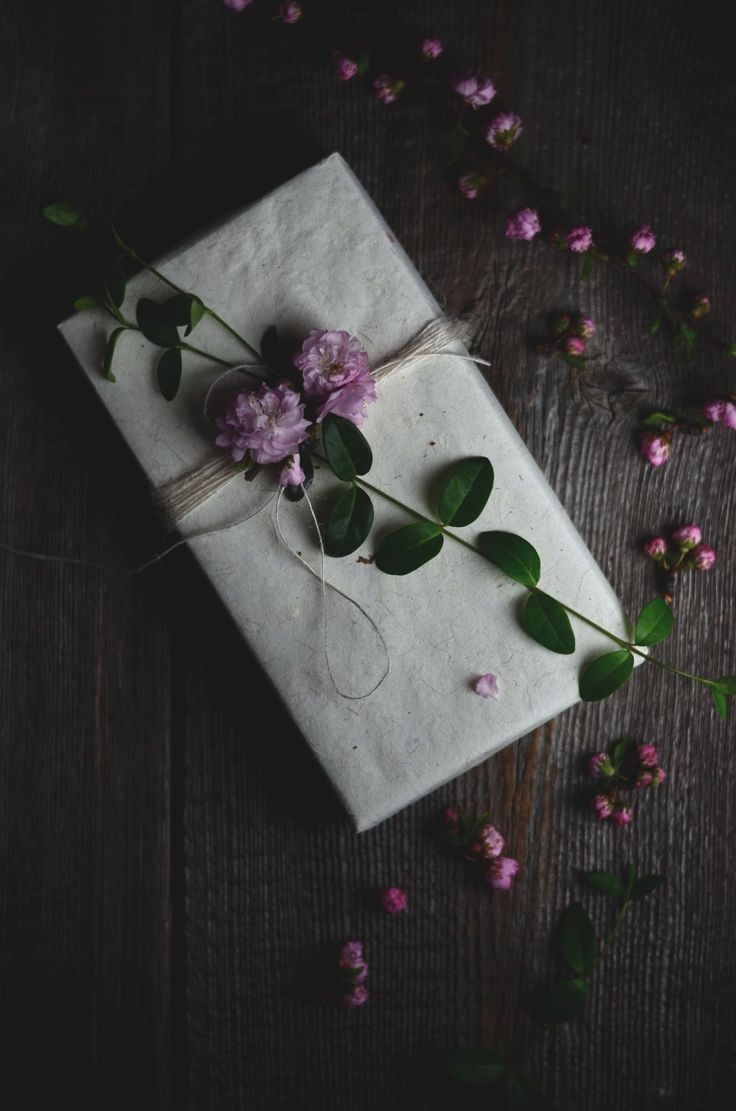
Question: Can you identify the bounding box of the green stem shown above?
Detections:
[179,342,233,368]
[588,899,630,976]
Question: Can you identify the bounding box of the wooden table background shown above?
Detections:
[2,1,734,1108]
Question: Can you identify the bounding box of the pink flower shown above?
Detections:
[421,37,443,60]
[640,430,671,467]
[224,0,254,9]
[295,329,377,427]
[630,223,656,254]
[344,984,369,1008]
[334,54,358,81]
[278,1,302,23]
[643,537,668,560]
[379,887,407,914]
[663,248,686,273]
[279,454,306,487]
[690,543,716,570]
[691,293,711,319]
[452,72,496,108]
[652,766,667,786]
[564,335,586,357]
[567,225,593,253]
[722,403,736,430]
[636,743,659,768]
[317,376,377,427]
[457,171,486,199]
[215,382,311,465]
[478,823,505,859]
[704,399,726,423]
[612,805,633,827]
[591,793,613,820]
[505,207,541,241]
[373,74,404,104]
[577,315,596,338]
[486,856,519,891]
[485,111,523,151]
[588,752,614,779]
[339,940,368,984]
[635,770,654,789]
[473,673,500,699]
[672,524,702,550]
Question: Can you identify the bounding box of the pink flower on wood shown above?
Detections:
[672,524,702,550]
[640,431,671,467]
[567,225,593,253]
[421,37,443,60]
[344,984,369,1008]
[591,793,614,820]
[379,887,407,914]
[215,382,311,465]
[478,823,505,859]
[485,111,523,151]
[690,544,716,570]
[486,856,519,891]
[505,207,541,241]
[722,403,736,430]
[278,1,302,23]
[564,335,586,357]
[588,752,614,779]
[457,171,486,199]
[577,315,596,338]
[373,75,404,104]
[612,805,633,827]
[644,537,668,559]
[636,743,659,768]
[224,0,254,9]
[452,72,496,108]
[473,673,500,699]
[630,223,656,254]
[334,54,358,81]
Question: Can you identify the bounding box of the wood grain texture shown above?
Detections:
[1,1,735,1108]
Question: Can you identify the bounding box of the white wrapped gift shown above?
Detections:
[59,153,635,831]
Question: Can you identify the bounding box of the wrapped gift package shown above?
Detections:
[59,153,636,831]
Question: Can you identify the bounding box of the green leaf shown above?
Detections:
[321,414,373,482]
[585,870,626,899]
[158,293,205,336]
[324,486,374,557]
[679,323,697,356]
[156,348,183,401]
[642,410,678,427]
[523,592,575,654]
[714,674,736,695]
[42,200,88,228]
[437,457,494,527]
[560,902,597,977]
[478,531,541,587]
[505,1074,548,1110]
[103,255,127,309]
[187,297,205,335]
[612,736,634,768]
[103,327,126,382]
[375,522,443,576]
[579,650,634,702]
[136,298,181,348]
[537,979,589,1024]
[445,1047,507,1086]
[650,309,663,335]
[73,296,102,311]
[634,597,674,646]
[630,874,665,901]
[711,686,728,719]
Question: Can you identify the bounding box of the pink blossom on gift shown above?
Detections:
[278,1,302,23]
[577,315,596,338]
[478,823,505,859]
[452,72,496,108]
[334,54,358,81]
[317,376,377,427]
[486,856,519,891]
[373,74,404,104]
[612,805,633,827]
[421,36,443,60]
[672,524,702,550]
[457,171,486,199]
[343,984,369,1008]
[224,0,254,9]
[640,430,671,467]
[591,793,613,820]
[295,330,377,426]
[505,207,541,241]
[644,537,668,560]
[379,887,408,914]
[663,248,686,272]
[279,454,306,487]
[567,225,593,253]
[636,743,659,767]
[630,223,656,254]
[588,752,614,779]
[690,543,716,570]
[564,335,586,357]
[473,673,500,699]
[485,111,523,151]
[215,382,311,465]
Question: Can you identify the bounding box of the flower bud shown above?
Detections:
[564,335,586,357]
[373,74,404,104]
[672,524,702,551]
[704,399,726,423]
[588,752,614,779]
[722,402,736,430]
[591,793,614,820]
[634,770,654,789]
[652,766,667,786]
[576,315,596,338]
[643,537,668,560]
[662,248,686,274]
[505,207,541,241]
[485,111,523,151]
[421,37,443,60]
[478,823,505,859]
[486,856,519,891]
[629,223,656,254]
[333,54,358,81]
[457,171,486,200]
[343,985,369,1008]
[611,805,633,827]
[636,743,659,768]
[566,226,593,253]
[690,293,711,319]
[640,430,671,467]
[278,1,302,22]
[379,887,407,914]
[690,543,716,570]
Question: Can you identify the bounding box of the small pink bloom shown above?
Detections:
[379,887,407,914]
[672,524,702,550]
[640,430,671,467]
[690,543,716,570]
[722,402,736,430]
[215,381,311,465]
[478,823,505,859]
[344,984,369,1008]
[443,805,461,829]
[663,248,686,272]
[295,329,377,427]
[452,72,496,108]
[652,766,667,786]
[334,54,358,81]
[591,793,613,820]
[278,1,302,22]
[564,335,586,357]
[339,941,364,968]
[643,537,668,560]
[612,805,633,827]
[636,743,659,768]
[691,293,711,319]
[421,36,443,60]
[486,856,519,891]
[279,455,306,487]
[457,171,486,199]
[577,315,596,338]
[635,771,654,789]
[704,399,726,423]
[505,207,541,241]
[373,74,404,104]
[473,673,500,699]
[630,223,656,254]
[224,0,254,9]
[485,111,523,151]
[567,225,593,253]
[588,752,614,779]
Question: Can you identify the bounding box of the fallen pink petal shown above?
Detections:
[473,673,500,699]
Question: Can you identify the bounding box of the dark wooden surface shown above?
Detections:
[1,1,735,1108]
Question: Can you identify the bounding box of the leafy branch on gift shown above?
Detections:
[442,866,664,1109]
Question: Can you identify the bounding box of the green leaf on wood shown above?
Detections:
[629,874,665,901]
[714,674,736,695]
[375,522,443,576]
[321,414,373,482]
[437,456,494,527]
[157,348,183,401]
[102,327,126,382]
[73,296,102,311]
[445,1047,507,1086]
[650,309,664,335]
[612,736,634,768]
[42,200,88,228]
[560,902,597,977]
[579,650,634,701]
[634,597,674,646]
[524,591,575,654]
[584,870,626,899]
[324,486,374,557]
[711,686,728,719]
[478,531,541,587]
[136,298,181,348]
[537,978,589,1024]
[641,410,678,427]
[103,255,127,309]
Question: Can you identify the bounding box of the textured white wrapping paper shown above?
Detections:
[59,153,636,831]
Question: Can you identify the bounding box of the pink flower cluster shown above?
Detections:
[294,329,377,426]
[588,740,666,827]
[547,313,596,364]
[644,524,716,573]
[337,940,369,1008]
[704,398,736,429]
[642,394,736,467]
[442,806,520,892]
